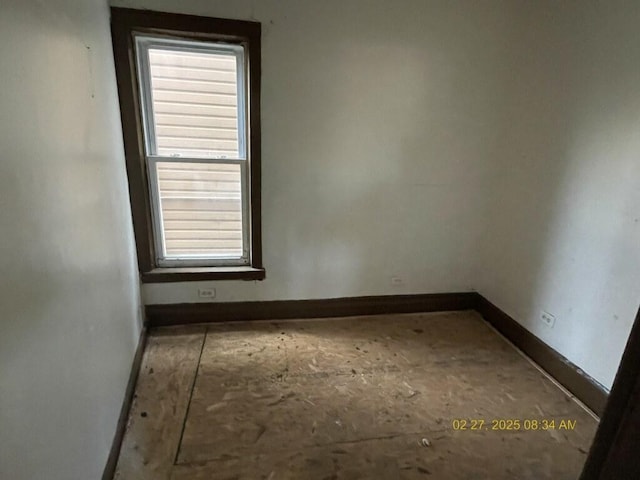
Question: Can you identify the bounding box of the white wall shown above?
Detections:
[110,0,514,305]
[112,0,640,390]
[0,1,142,479]
[478,2,640,390]
[1,3,636,477]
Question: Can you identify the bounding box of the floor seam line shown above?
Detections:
[482,320,599,421]
[173,326,208,466]
[173,430,444,466]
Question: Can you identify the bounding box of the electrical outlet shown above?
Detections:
[198,288,216,299]
[540,311,556,328]
[390,276,403,286]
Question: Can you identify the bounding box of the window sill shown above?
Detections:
[141,266,265,283]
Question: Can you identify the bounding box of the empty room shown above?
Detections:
[2,0,640,479]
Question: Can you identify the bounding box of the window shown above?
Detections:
[111,8,263,282]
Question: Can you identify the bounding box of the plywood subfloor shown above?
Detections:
[113,311,597,480]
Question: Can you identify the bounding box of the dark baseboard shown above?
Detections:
[144,291,608,417]
[102,326,147,480]
[476,296,609,416]
[145,292,480,327]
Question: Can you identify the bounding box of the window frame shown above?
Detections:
[110,7,263,282]
[136,36,250,267]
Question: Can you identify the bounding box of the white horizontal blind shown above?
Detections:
[135,37,248,265]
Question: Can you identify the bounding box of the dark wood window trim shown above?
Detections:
[110,7,263,283]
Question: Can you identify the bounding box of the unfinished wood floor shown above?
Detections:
[113,311,597,480]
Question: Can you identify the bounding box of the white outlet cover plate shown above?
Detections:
[198,288,216,298]
[540,311,556,327]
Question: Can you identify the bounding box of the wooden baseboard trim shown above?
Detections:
[145,292,480,327]
[102,326,148,480]
[144,291,608,416]
[476,295,608,416]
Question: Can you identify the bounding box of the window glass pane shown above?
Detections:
[148,47,241,158]
[155,161,244,259]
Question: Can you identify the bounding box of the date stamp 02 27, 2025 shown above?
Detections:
[451,418,578,431]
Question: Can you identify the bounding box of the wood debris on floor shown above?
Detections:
[113,311,597,480]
